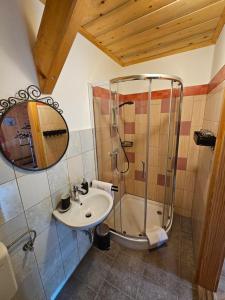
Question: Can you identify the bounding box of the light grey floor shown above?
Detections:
[57,214,197,300]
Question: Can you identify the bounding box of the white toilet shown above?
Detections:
[0,242,18,300]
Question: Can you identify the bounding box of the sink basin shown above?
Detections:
[53,188,113,230]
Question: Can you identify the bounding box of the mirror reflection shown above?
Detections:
[0,101,69,170]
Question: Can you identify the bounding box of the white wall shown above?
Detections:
[1,0,218,127]
[211,25,225,78]
[0,0,120,131]
[119,46,215,93]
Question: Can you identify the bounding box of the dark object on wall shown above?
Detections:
[194,130,216,147]
[95,223,110,250]
[0,85,69,171]
[43,129,67,137]
[121,140,133,148]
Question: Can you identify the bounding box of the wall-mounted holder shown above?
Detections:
[121,141,133,148]
[43,129,67,137]
[194,130,216,148]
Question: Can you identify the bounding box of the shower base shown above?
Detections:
[106,193,173,250]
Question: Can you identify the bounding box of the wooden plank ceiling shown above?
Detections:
[40,0,225,66]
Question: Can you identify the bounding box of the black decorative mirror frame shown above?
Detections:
[0,85,69,171]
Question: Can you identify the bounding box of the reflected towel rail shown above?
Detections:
[6,229,37,252]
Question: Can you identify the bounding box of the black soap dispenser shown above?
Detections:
[81,178,89,194]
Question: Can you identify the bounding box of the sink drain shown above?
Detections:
[85,212,92,218]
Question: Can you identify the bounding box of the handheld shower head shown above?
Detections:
[119,101,134,108]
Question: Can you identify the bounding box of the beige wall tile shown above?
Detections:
[185,171,196,191]
[150,104,161,127]
[149,126,159,147]
[181,96,194,121]
[160,113,169,135]
[135,152,146,170]
[135,133,147,154]
[178,136,190,157]
[123,105,135,122]
[135,114,147,134]
[158,155,167,173]
[148,147,159,167]
[147,183,156,200]
[192,95,206,126]
[148,167,157,185]
[158,134,168,156]
[176,170,186,189]
[174,188,184,208]
[125,178,135,194]
[134,181,145,197]
[155,185,165,203]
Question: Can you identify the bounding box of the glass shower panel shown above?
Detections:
[111,79,149,237]
[91,83,120,231]
[162,81,182,229]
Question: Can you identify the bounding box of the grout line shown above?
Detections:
[103,278,136,300]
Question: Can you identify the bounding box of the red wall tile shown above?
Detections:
[183,84,208,96]
[126,152,135,163]
[100,100,109,114]
[180,121,191,136]
[124,122,135,134]
[152,89,171,100]
[135,99,148,114]
[208,64,225,93]
[177,157,187,170]
[135,170,145,182]
[161,99,170,113]
[93,86,110,99]
[157,174,170,186]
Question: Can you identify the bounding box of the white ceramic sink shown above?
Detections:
[53,188,113,230]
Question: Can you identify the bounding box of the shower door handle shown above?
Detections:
[141,161,145,179]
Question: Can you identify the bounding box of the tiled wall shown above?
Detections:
[0,128,96,300]
[192,68,225,259]
[93,86,207,218]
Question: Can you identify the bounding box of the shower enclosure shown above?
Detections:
[91,74,183,249]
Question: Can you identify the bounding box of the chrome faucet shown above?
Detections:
[72,185,86,202]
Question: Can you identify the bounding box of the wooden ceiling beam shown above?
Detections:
[97,0,221,46]
[79,27,124,66]
[34,0,85,94]
[106,0,225,53]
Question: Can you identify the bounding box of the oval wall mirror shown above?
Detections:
[0,86,69,171]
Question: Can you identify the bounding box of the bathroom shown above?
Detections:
[1,0,225,299]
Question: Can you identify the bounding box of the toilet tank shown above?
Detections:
[0,242,18,299]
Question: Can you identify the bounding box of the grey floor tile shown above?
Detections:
[177,285,198,300]
[137,276,177,300]
[181,216,192,233]
[57,279,97,300]
[56,213,198,300]
[74,247,113,291]
[180,260,196,283]
[180,238,194,265]
[114,251,145,274]
[106,256,141,299]
[144,242,180,275]
[96,280,132,300]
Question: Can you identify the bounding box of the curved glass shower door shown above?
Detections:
[91,74,183,246]
[109,79,150,237]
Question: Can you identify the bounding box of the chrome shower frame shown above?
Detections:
[109,74,183,248]
[90,74,183,249]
